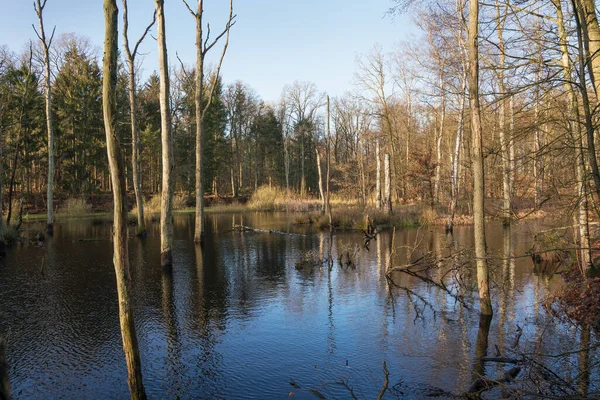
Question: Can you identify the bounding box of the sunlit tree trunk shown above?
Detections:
[376,138,382,208]
[384,153,392,214]
[34,0,56,235]
[554,0,593,270]
[433,62,445,205]
[468,0,493,316]
[495,0,511,225]
[326,95,332,226]
[316,145,325,215]
[102,1,146,398]
[182,0,234,242]
[155,0,174,267]
[447,65,466,233]
[574,0,600,210]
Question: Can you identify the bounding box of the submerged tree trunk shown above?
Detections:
[34,0,56,235]
[447,61,467,233]
[556,0,593,270]
[316,146,325,215]
[102,1,146,398]
[182,0,234,243]
[122,0,154,237]
[468,0,493,316]
[155,0,174,267]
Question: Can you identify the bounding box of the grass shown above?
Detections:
[58,198,92,217]
[1,225,19,245]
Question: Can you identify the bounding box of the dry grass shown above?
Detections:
[58,198,92,217]
[131,193,189,216]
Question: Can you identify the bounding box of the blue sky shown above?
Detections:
[1,0,417,102]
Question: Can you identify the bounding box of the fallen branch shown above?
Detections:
[468,366,521,394]
[232,224,304,236]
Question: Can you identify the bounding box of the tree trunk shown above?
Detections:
[384,153,392,214]
[155,0,174,267]
[468,0,493,316]
[495,0,511,225]
[316,146,325,215]
[122,0,151,237]
[326,96,332,227]
[34,0,55,235]
[555,0,593,270]
[434,65,445,205]
[446,64,467,233]
[376,139,382,208]
[0,335,9,400]
[102,1,147,398]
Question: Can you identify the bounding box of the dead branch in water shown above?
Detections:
[231,224,304,236]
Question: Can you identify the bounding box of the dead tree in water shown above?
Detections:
[121,0,155,237]
[103,1,146,397]
[155,0,174,267]
[33,0,56,235]
[181,0,235,244]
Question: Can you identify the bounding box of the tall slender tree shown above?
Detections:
[33,0,56,234]
[468,0,492,316]
[102,0,146,398]
[182,0,235,243]
[122,0,155,237]
[155,0,174,267]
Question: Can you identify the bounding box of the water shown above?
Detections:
[0,212,597,399]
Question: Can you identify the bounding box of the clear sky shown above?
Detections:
[1,0,417,102]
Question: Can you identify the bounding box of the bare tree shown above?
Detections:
[182,0,235,243]
[155,0,174,267]
[102,0,146,398]
[33,0,56,234]
[122,0,155,237]
[468,0,492,316]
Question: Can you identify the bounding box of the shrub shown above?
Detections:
[58,198,92,217]
[135,193,189,216]
[247,185,284,211]
[1,225,19,246]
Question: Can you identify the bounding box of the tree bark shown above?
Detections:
[316,146,325,215]
[34,0,55,235]
[122,0,154,237]
[384,153,392,214]
[495,0,511,225]
[326,95,332,227]
[102,1,147,398]
[155,0,174,267]
[468,0,493,316]
[376,139,382,208]
[555,0,593,270]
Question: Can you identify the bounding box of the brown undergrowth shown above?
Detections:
[545,265,600,327]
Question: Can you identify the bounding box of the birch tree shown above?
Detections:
[182,0,235,243]
[102,0,146,397]
[33,0,56,234]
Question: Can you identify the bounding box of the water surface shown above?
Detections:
[0,213,596,398]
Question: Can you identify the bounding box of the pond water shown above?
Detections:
[0,212,597,399]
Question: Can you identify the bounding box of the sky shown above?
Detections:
[1,0,418,103]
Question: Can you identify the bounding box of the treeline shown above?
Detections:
[2,0,600,241]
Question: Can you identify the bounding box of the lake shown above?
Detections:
[0,212,596,398]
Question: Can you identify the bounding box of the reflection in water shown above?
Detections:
[0,215,598,398]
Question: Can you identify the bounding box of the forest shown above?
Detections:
[1,0,600,398]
